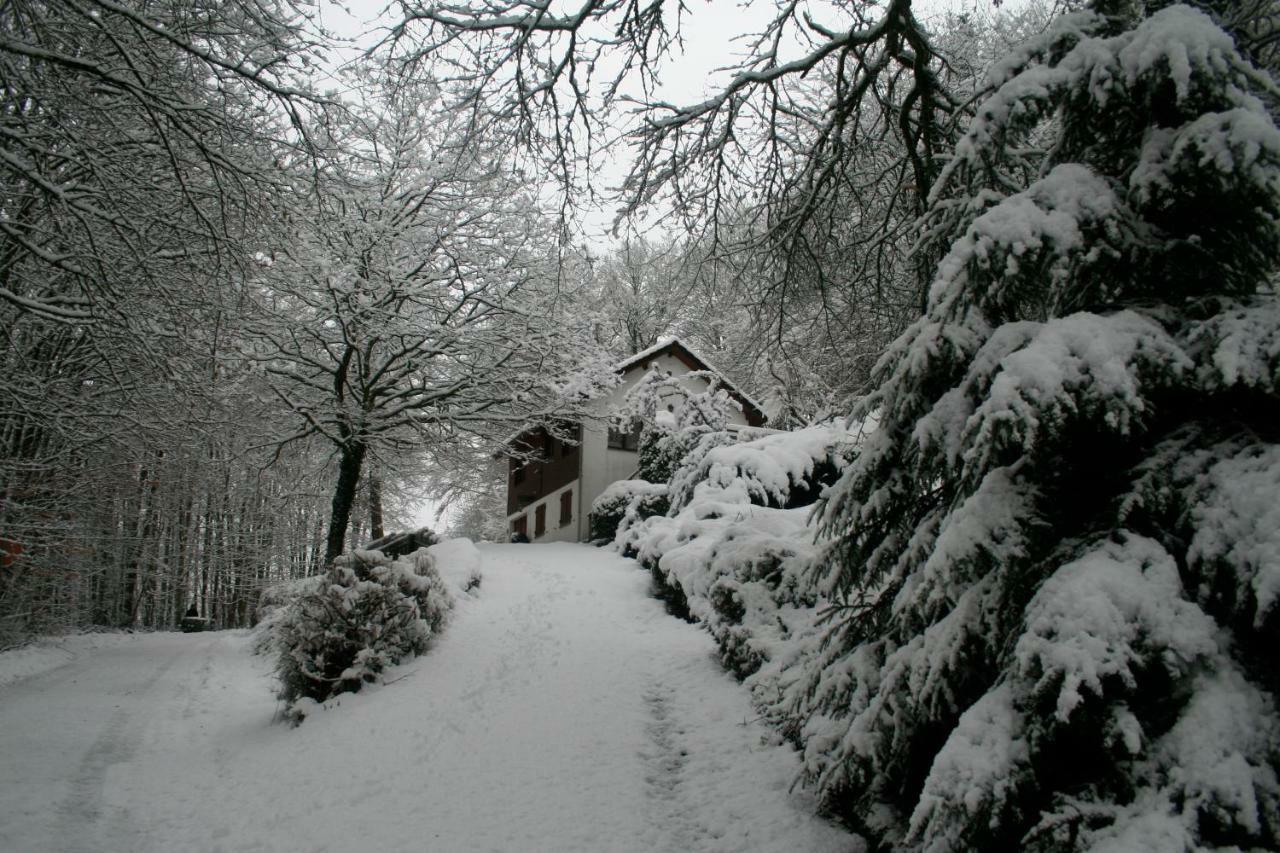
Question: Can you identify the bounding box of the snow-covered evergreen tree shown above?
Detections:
[791,4,1280,850]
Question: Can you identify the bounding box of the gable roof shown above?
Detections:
[496,338,768,456]
[616,337,767,427]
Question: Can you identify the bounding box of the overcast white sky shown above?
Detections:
[316,0,996,102]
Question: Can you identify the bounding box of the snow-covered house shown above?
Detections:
[502,338,767,543]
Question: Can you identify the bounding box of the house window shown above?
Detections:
[560,489,573,527]
[607,420,642,451]
[513,515,528,538]
[535,504,547,537]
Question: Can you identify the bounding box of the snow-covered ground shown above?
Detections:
[0,543,859,853]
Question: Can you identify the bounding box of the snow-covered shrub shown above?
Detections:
[273,548,452,723]
[620,423,862,679]
[638,498,824,675]
[789,7,1280,850]
[253,574,324,655]
[678,423,858,510]
[635,424,688,484]
[588,479,669,545]
[425,537,484,595]
[665,429,743,512]
[257,575,320,615]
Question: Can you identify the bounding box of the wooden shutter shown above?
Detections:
[559,489,573,527]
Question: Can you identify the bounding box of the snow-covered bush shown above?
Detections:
[425,537,484,595]
[253,575,324,655]
[652,503,825,678]
[634,424,688,484]
[664,429,744,512]
[588,479,669,545]
[619,423,862,680]
[675,423,858,511]
[787,7,1280,849]
[273,548,452,723]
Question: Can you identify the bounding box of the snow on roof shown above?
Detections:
[496,337,767,455]
[492,421,568,458]
[615,337,768,425]
[614,336,684,373]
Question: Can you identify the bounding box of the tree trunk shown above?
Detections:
[368,474,384,541]
[324,442,367,565]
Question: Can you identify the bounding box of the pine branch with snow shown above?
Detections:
[792,5,1280,849]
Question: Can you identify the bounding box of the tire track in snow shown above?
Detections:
[406,553,573,775]
[454,556,569,713]
[640,680,699,851]
[2,546,858,853]
[58,639,188,853]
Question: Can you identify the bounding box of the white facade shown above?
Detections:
[528,480,579,543]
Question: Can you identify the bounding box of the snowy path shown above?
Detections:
[0,543,857,853]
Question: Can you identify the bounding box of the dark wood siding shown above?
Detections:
[506,424,582,516]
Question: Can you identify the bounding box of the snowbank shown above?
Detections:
[0,632,135,690]
[426,537,485,595]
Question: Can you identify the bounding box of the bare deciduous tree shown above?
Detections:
[385,0,956,309]
[0,0,326,642]
[254,74,616,563]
